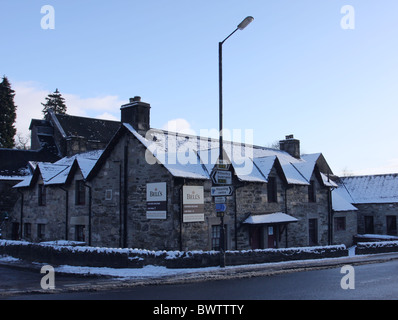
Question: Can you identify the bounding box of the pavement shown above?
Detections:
[1,250,398,298]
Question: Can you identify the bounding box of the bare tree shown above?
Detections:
[15,132,31,150]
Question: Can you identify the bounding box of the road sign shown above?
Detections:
[215,203,227,212]
[216,161,230,170]
[211,186,234,197]
[211,170,232,185]
[214,196,226,204]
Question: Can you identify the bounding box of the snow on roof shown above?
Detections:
[320,172,338,188]
[12,175,33,188]
[13,150,104,188]
[293,153,320,181]
[0,175,26,181]
[123,124,331,185]
[340,174,398,204]
[252,156,276,182]
[243,212,298,224]
[53,149,103,180]
[38,162,70,183]
[332,188,358,211]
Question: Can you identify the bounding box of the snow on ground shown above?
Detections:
[55,264,221,279]
[46,248,359,280]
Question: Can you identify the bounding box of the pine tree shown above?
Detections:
[41,88,67,116]
[0,76,17,148]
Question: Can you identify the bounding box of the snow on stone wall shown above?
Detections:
[0,240,348,269]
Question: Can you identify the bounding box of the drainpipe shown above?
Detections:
[179,179,186,251]
[327,186,335,245]
[284,184,290,248]
[59,186,69,240]
[16,189,24,240]
[84,183,92,246]
[123,140,129,248]
[112,160,122,248]
[233,183,245,250]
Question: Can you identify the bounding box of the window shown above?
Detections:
[364,216,374,234]
[211,225,227,251]
[387,216,397,235]
[75,180,86,205]
[11,223,20,240]
[334,217,346,231]
[308,219,318,246]
[75,225,86,242]
[37,224,46,241]
[24,223,32,239]
[308,180,316,202]
[267,177,277,203]
[212,225,221,251]
[38,184,46,206]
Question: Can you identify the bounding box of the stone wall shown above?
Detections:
[0,240,348,269]
[332,210,357,247]
[355,240,398,255]
[356,203,398,235]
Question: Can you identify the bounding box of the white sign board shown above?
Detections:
[211,186,234,196]
[211,170,232,185]
[183,186,204,222]
[146,182,167,219]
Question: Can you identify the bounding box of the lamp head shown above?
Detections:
[237,16,254,30]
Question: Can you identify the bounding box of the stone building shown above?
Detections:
[0,107,121,229]
[5,96,358,250]
[337,174,398,237]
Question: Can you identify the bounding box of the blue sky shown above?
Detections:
[1,0,398,176]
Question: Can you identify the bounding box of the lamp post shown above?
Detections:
[218,16,254,267]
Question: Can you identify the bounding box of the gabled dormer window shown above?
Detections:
[267,176,278,203]
[75,180,86,205]
[308,180,316,202]
[38,184,46,206]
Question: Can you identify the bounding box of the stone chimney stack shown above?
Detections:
[120,96,151,135]
[279,134,300,159]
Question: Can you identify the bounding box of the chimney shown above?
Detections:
[120,96,151,135]
[279,134,300,159]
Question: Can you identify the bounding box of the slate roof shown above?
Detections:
[339,174,398,204]
[14,122,335,190]
[0,148,59,180]
[99,124,334,186]
[14,150,103,188]
[52,112,121,143]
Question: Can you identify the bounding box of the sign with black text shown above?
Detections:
[146,182,167,219]
[183,186,204,222]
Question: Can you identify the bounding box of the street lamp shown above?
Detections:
[219,16,254,165]
[218,16,253,267]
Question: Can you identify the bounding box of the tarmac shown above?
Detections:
[1,250,398,297]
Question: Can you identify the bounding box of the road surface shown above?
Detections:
[3,258,398,300]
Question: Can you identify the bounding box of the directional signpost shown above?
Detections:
[214,196,226,204]
[211,186,234,197]
[211,170,232,185]
[215,160,230,171]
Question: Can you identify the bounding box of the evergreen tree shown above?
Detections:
[41,88,67,116]
[0,76,17,148]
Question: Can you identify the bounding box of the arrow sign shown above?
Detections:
[215,203,227,212]
[214,196,226,204]
[211,186,234,197]
[211,170,232,185]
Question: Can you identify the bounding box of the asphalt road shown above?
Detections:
[3,258,398,300]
